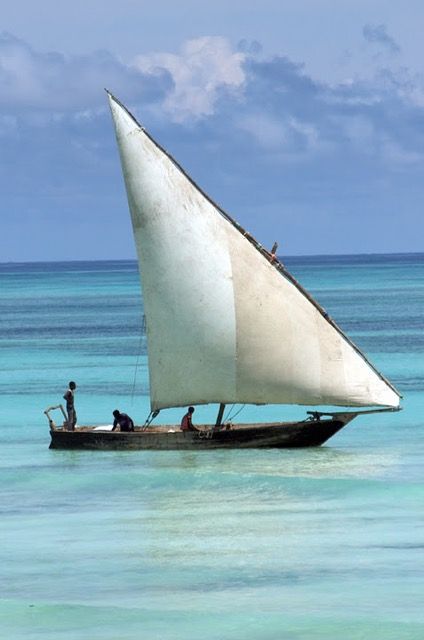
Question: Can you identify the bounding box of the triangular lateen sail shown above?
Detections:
[107,92,401,412]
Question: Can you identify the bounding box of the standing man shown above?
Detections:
[180,406,198,432]
[63,381,77,431]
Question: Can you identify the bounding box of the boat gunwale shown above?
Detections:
[60,420,330,434]
[51,414,355,435]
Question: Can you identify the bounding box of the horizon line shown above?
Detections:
[1,250,423,266]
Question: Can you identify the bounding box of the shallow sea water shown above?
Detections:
[0,254,423,639]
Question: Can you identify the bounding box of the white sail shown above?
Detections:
[108,93,401,411]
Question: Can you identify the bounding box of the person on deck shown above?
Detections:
[112,410,135,432]
[180,406,198,432]
[63,381,77,431]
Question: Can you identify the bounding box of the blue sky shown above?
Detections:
[1,1,424,261]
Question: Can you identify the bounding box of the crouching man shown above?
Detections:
[112,409,135,432]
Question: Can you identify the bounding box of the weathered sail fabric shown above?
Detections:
[108,94,400,411]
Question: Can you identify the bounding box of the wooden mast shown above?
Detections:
[215,403,226,427]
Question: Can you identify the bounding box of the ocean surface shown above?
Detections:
[0,253,423,639]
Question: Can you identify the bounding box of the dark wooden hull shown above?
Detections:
[49,414,357,450]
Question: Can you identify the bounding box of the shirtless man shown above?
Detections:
[63,381,77,430]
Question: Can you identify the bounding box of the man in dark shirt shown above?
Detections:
[180,406,198,431]
[63,381,77,430]
[112,409,135,432]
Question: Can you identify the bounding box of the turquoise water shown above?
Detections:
[1,254,423,639]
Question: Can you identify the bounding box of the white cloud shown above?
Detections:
[2,31,424,259]
[133,36,246,121]
[237,113,319,154]
[0,32,170,113]
[238,113,286,149]
[1,31,424,172]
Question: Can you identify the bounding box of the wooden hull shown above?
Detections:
[49,414,357,450]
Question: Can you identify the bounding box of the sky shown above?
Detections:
[1,0,424,261]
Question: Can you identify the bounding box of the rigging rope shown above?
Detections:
[225,404,245,422]
[223,405,234,422]
[142,409,160,431]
